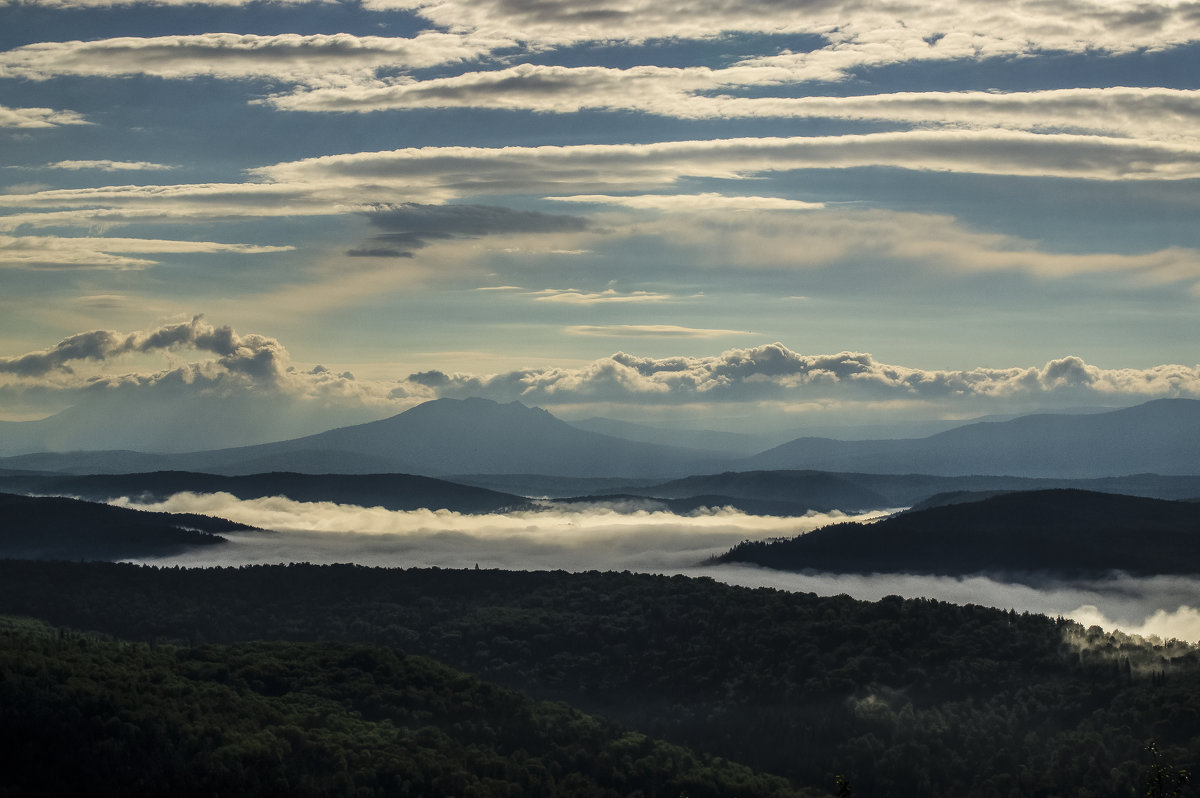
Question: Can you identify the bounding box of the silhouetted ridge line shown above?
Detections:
[0,492,251,561]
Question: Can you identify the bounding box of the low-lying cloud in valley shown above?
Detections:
[117,492,1200,644]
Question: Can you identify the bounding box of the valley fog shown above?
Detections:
[119,492,1200,644]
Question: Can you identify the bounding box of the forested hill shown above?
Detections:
[0,470,532,514]
[0,561,1197,797]
[716,489,1200,578]
[0,617,806,798]
[0,492,248,560]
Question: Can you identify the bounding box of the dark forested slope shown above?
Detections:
[0,616,807,798]
[717,489,1200,577]
[0,492,247,560]
[0,561,1196,797]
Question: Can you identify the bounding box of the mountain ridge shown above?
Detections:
[715,488,1200,578]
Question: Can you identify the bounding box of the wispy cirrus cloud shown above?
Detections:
[550,193,825,212]
[271,68,1200,142]
[0,234,292,270]
[3,131,1198,234]
[43,160,174,172]
[531,288,675,305]
[565,324,755,338]
[0,32,507,85]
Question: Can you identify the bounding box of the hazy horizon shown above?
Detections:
[3,0,1200,448]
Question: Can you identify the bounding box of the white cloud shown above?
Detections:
[698,565,1200,644]
[116,490,882,570]
[551,193,826,212]
[0,32,506,85]
[370,0,1200,58]
[531,288,675,305]
[19,0,319,6]
[44,160,174,172]
[6,320,1200,438]
[565,324,756,338]
[251,133,1200,191]
[394,343,1200,408]
[4,131,1199,240]
[597,205,1200,289]
[0,234,293,270]
[0,104,90,129]
[0,315,292,379]
[272,67,1200,143]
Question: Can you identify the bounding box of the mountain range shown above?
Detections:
[1,396,1198,480]
[742,398,1200,477]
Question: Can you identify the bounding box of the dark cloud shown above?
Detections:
[345,247,414,258]
[349,203,590,257]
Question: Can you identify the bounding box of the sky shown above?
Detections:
[3,0,1200,441]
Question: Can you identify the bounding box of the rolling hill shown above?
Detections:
[715,488,1200,577]
[0,470,532,514]
[0,492,250,560]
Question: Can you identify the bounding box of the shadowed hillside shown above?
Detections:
[0,492,248,560]
[715,489,1200,578]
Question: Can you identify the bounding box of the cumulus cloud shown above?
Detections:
[0,104,89,129]
[392,343,1200,408]
[0,318,402,449]
[7,322,1200,432]
[0,234,292,270]
[0,315,291,380]
[0,32,507,85]
[117,490,1200,642]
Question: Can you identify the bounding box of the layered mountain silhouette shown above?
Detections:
[0,398,727,479]
[742,398,1200,477]
[0,492,250,561]
[2,397,1198,480]
[715,489,1200,578]
[0,471,531,515]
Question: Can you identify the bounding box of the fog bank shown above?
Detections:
[118,492,1200,643]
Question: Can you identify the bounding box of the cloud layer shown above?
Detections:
[4,321,1199,427]
[119,490,1200,643]
[393,343,1200,409]
[0,32,505,85]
